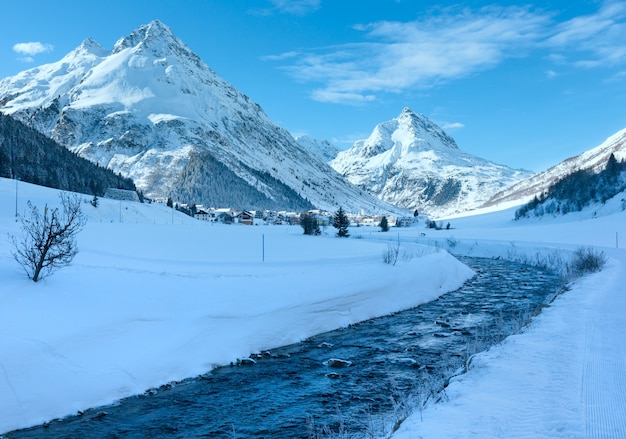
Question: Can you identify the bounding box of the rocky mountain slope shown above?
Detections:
[0,112,136,196]
[0,20,399,214]
[330,108,533,217]
[484,128,626,209]
[295,135,340,163]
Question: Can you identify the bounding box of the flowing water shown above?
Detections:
[5,257,563,438]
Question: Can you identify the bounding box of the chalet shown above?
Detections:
[103,188,140,202]
[238,210,255,226]
[216,211,234,224]
[396,216,415,227]
[194,209,214,221]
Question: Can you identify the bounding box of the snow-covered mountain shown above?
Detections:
[330,108,533,217]
[0,20,400,214]
[295,135,340,163]
[484,127,626,209]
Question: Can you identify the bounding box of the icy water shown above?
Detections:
[6,257,563,439]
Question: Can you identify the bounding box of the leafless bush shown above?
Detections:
[10,193,86,282]
[567,247,607,278]
[446,236,459,248]
[382,243,400,265]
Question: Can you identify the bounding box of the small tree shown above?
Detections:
[333,207,350,238]
[379,216,389,232]
[301,214,321,236]
[10,193,86,282]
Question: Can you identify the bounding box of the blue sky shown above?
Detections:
[2,0,626,172]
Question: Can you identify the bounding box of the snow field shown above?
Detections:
[0,178,473,434]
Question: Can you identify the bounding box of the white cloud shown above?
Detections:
[252,0,320,16]
[546,69,558,78]
[13,41,53,56]
[267,2,626,105]
[270,0,320,15]
[442,122,465,130]
[546,1,626,67]
[261,51,300,61]
[272,6,550,104]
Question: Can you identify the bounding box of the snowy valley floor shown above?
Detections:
[387,205,626,438]
[1,178,626,438]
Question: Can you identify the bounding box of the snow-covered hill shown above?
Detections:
[330,108,533,217]
[0,20,400,214]
[484,127,626,208]
[295,135,341,163]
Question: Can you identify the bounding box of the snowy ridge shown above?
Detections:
[0,21,400,214]
[484,127,626,208]
[295,135,340,163]
[330,108,533,217]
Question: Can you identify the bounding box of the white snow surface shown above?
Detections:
[330,108,533,217]
[2,177,626,437]
[0,178,469,434]
[389,200,626,438]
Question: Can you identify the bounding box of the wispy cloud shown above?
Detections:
[13,41,53,62]
[261,51,300,61]
[251,0,320,16]
[271,0,320,15]
[272,6,550,104]
[268,1,626,105]
[442,122,465,130]
[545,69,558,79]
[547,1,626,67]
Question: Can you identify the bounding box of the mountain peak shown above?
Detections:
[112,20,179,54]
[76,37,108,56]
[394,108,459,150]
[399,107,416,117]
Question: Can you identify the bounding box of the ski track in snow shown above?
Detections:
[582,260,626,438]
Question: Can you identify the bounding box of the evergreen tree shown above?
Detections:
[301,214,321,235]
[379,215,389,232]
[333,207,350,238]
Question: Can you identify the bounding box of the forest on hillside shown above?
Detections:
[0,113,136,196]
[515,154,626,219]
[170,151,314,211]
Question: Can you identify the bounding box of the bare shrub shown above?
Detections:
[446,236,459,248]
[382,243,400,266]
[567,247,607,278]
[10,193,86,282]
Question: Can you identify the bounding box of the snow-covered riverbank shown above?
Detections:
[0,179,473,434]
[386,202,626,438]
[2,177,625,437]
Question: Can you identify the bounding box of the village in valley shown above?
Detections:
[191,205,418,228]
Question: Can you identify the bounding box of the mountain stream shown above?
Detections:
[5,257,563,438]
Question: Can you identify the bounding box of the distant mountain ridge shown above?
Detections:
[0,20,401,214]
[484,128,626,209]
[330,108,533,217]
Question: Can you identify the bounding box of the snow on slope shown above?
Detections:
[0,177,470,434]
[380,191,626,438]
[0,21,398,214]
[2,175,626,437]
[330,108,533,217]
[295,134,340,163]
[485,127,626,208]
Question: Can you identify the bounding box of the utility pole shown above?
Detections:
[15,177,19,220]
